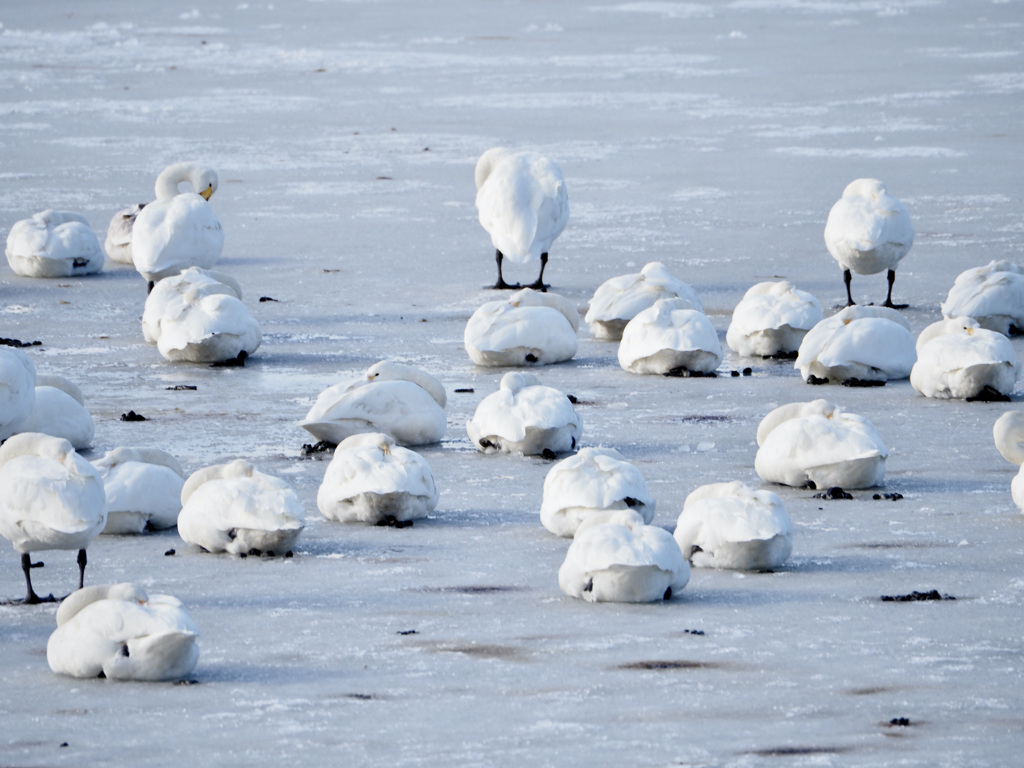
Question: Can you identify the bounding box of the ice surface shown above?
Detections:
[1,1,1023,765]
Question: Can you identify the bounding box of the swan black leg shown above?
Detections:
[843,269,855,307]
[883,269,907,309]
[77,549,87,590]
[492,250,520,290]
[21,553,51,605]
[526,253,549,292]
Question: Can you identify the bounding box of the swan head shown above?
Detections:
[155,162,219,201]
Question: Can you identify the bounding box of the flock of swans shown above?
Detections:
[1,149,1023,683]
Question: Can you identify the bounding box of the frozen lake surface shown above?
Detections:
[2,1,1023,765]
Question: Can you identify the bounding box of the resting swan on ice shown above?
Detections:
[585,262,702,342]
[92,447,186,534]
[726,280,823,359]
[910,317,1018,401]
[5,210,104,278]
[464,287,579,367]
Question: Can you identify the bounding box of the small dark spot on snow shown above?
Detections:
[120,410,147,422]
[164,549,175,557]
[619,660,718,671]
[166,385,197,391]
[880,590,955,602]
[258,296,278,302]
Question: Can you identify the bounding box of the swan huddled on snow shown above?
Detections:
[47,583,199,681]
[617,297,722,376]
[558,510,689,603]
[300,361,447,447]
[177,459,305,556]
[940,260,1024,335]
[0,347,37,441]
[585,262,703,341]
[142,267,261,364]
[993,411,1024,511]
[726,280,824,358]
[5,210,104,278]
[824,178,914,308]
[0,432,106,603]
[317,432,439,526]
[104,203,146,266]
[910,317,1019,401]
[132,162,223,287]
[540,447,655,537]
[475,147,569,290]
[467,371,582,457]
[754,399,888,489]
[795,305,916,385]
[674,481,793,571]
[464,287,579,366]
[92,447,186,534]
[9,374,95,450]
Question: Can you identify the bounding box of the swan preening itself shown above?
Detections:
[617,297,722,376]
[795,305,916,385]
[300,361,447,447]
[754,399,888,489]
[558,510,689,603]
[940,260,1024,335]
[464,288,579,367]
[0,347,37,441]
[5,210,104,278]
[727,280,824,358]
[142,267,262,364]
[47,583,199,681]
[993,411,1024,511]
[585,262,703,342]
[104,203,146,266]
[540,447,655,537]
[475,147,569,291]
[467,372,582,457]
[824,178,913,308]
[0,432,106,603]
[674,481,793,571]
[92,447,186,534]
[177,459,305,556]
[317,432,439,526]
[132,162,223,288]
[910,317,1018,401]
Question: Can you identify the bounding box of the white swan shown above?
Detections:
[674,481,793,571]
[910,317,1019,401]
[5,210,104,278]
[585,262,703,341]
[0,347,36,441]
[475,147,569,290]
[795,305,916,385]
[617,297,722,376]
[104,203,146,266]
[755,399,888,489]
[9,374,94,450]
[132,162,223,287]
[178,459,305,556]
[726,280,824,358]
[0,432,106,603]
[92,447,186,534]
[993,411,1024,511]
[824,178,914,308]
[299,361,447,447]
[464,287,579,367]
[47,583,199,681]
[940,260,1024,335]
[317,432,439,526]
[540,447,655,537]
[142,267,261,364]
[558,510,689,603]
[467,371,582,457]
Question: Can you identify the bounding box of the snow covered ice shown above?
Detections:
[1,1,1023,765]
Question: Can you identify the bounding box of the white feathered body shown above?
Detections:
[727,280,824,358]
[910,317,1019,399]
[178,459,305,555]
[5,210,104,278]
[467,372,582,456]
[10,379,94,450]
[104,204,145,265]
[617,297,722,375]
[824,178,913,276]
[585,262,703,341]
[0,348,37,441]
[674,481,793,570]
[755,400,887,489]
[795,305,916,384]
[93,447,186,534]
[540,447,655,537]
[48,583,199,681]
[940,260,1024,335]
[464,288,579,367]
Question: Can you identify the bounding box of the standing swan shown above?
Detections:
[132,162,224,290]
[824,178,913,308]
[475,147,569,291]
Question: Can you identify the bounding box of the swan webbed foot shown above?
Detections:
[375,515,413,529]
